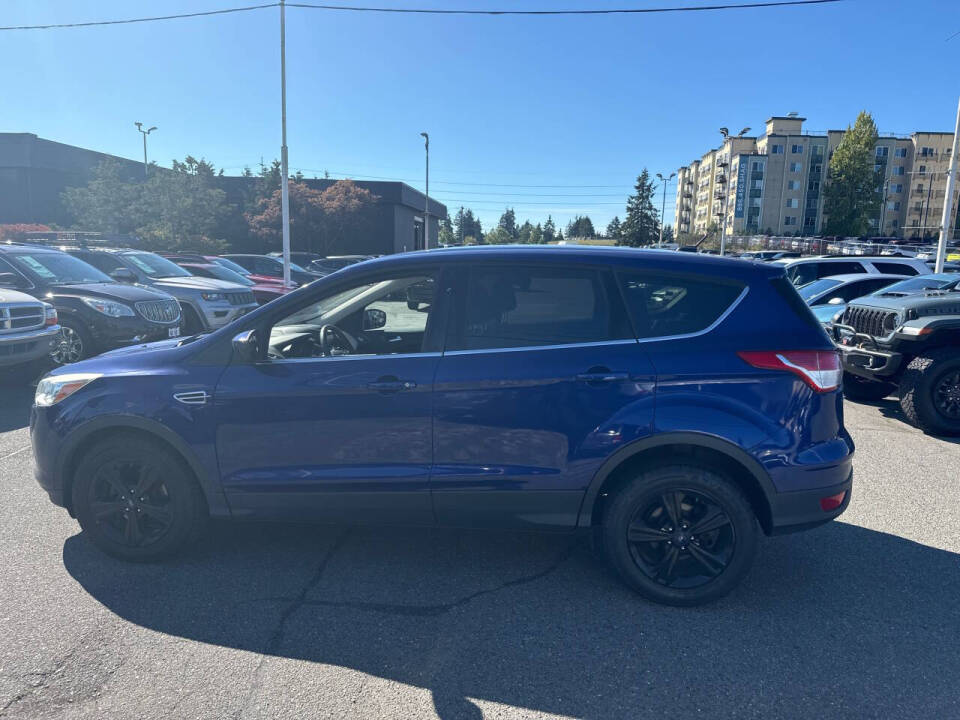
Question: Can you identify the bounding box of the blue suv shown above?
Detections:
[31,247,853,605]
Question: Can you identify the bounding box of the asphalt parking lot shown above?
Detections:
[1,378,958,720]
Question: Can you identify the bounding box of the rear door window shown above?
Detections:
[617,271,745,339]
[873,261,920,276]
[447,265,630,351]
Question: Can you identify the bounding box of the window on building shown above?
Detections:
[895,147,907,158]
[791,144,803,154]
[789,162,802,172]
[752,179,763,190]
[875,146,888,157]
[893,166,905,175]
[788,180,800,190]
[916,184,924,193]
[887,201,901,211]
[751,161,764,172]
[771,145,784,154]
[874,163,883,173]
[918,165,926,175]
[786,198,799,208]
[804,216,816,228]
[921,147,934,156]
[784,216,798,226]
[890,183,903,193]
[808,180,820,192]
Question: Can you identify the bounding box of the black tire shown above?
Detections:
[601,464,758,606]
[898,348,960,436]
[842,371,896,402]
[71,435,207,562]
[50,317,96,365]
[180,304,204,335]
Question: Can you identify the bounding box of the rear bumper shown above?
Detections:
[768,471,853,535]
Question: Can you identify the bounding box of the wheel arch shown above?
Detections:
[577,433,775,534]
[58,416,224,518]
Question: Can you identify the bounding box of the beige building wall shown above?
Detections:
[904,132,958,238]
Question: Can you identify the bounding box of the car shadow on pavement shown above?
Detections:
[858,397,960,444]
[0,383,37,433]
[62,520,960,719]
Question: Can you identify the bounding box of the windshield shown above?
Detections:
[122,251,192,278]
[9,251,112,285]
[872,276,953,296]
[211,257,251,275]
[797,278,842,301]
[201,264,254,286]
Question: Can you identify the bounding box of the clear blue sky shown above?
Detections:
[2,0,959,233]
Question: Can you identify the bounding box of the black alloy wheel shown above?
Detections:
[933,369,960,421]
[602,464,758,606]
[72,436,206,561]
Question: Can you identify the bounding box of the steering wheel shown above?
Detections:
[317,324,354,357]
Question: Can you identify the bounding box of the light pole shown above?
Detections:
[935,96,960,274]
[134,122,156,178]
[717,126,751,256]
[278,0,292,287]
[420,132,429,250]
[655,172,675,247]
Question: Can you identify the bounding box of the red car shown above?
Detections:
[205,256,292,287]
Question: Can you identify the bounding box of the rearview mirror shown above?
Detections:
[110,267,137,283]
[232,329,260,363]
[0,272,26,288]
[362,307,387,330]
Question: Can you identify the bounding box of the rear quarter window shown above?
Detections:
[873,261,920,276]
[617,271,745,339]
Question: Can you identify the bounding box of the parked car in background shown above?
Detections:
[835,276,960,435]
[925,260,960,273]
[223,254,323,286]
[66,248,257,334]
[775,256,930,286]
[798,273,908,309]
[0,244,181,363]
[813,273,960,329]
[0,287,58,370]
[173,260,287,305]
[741,251,800,261]
[32,246,853,607]
[306,255,374,274]
[266,251,326,269]
[189,255,291,287]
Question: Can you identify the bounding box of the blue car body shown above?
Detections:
[31,246,853,537]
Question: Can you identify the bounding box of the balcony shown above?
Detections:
[715,174,727,184]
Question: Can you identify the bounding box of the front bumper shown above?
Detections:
[198,302,258,330]
[837,342,903,380]
[87,314,180,349]
[769,471,853,535]
[0,324,58,367]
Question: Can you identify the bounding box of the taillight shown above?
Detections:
[737,350,841,392]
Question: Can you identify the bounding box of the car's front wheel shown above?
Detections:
[602,464,758,606]
[51,318,94,365]
[899,349,960,436]
[72,435,206,561]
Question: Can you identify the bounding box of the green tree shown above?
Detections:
[62,159,143,234]
[542,215,556,243]
[621,169,660,247]
[484,226,513,244]
[661,224,674,244]
[529,223,543,244]
[605,216,622,240]
[453,207,482,244]
[517,220,533,243]
[438,215,455,245]
[498,208,519,239]
[565,215,595,238]
[823,111,882,236]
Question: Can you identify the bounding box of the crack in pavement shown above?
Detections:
[252,542,580,619]
[235,525,354,720]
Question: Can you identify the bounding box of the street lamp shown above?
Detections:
[134,122,157,178]
[655,172,676,247]
[420,132,430,250]
[717,126,751,255]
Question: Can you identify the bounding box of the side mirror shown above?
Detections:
[232,329,260,363]
[110,267,137,283]
[827,297,844,305]
[0,272,26,289]
[363,308,387,330]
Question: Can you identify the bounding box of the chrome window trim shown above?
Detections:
[635,284,749,345]
[444,338,638,357]
[267,351,442,364]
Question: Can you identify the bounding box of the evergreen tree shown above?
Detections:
[498,207,519,239]
[621,169,660,247]
[606,216,622,239]
[823,111,882,237]
[518,220,533,243]
[566,215,595,238]
[438,215,455,245]
[542,215,556,243]
[529,223,543,244]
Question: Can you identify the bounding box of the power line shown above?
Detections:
[289,0,842,15]
[304,169,632,188]
[0,4,276,31]
[0,0,844,31]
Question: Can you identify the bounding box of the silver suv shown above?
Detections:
[67,248,258,334]
[0,287,58,368]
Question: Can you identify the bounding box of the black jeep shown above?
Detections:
[834,278,960,435]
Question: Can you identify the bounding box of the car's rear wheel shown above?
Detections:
[72,436,206,561]
[51,318,95,365]
[602,464,758,606]
[842,371,896,402]
[899,349,960,436]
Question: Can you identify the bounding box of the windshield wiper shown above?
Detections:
[176,333,209,346]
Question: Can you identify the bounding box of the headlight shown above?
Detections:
[201,292,224,301]
[81,297,135,317]
[35,373,101,407]
[882,312,900,332]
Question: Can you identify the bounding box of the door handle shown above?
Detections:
[576,371,629,383]
[367,377,416,393]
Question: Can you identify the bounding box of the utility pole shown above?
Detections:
[279,0,292,287]
[935,97,960,274]
[656,172,675,247]
[420,132,430,250]
[134,122,156,178]
[878,178,889,237]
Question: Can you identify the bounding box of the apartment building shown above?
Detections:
[675,113,959,239]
